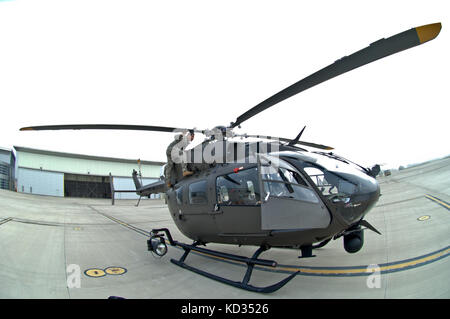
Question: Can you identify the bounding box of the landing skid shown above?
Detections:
[150,228,298,293]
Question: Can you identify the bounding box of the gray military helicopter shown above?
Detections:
[20,22,441,293]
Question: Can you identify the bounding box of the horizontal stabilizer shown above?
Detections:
[132,170,166,196]
[137,180,167,197]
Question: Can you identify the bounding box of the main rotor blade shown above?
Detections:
[20,124,204,134]
[279,137,334,150]
[230,23,441,128]
[287,126,306,146]
[238,134,333,150]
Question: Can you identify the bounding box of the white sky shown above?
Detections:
[0,0,448,170]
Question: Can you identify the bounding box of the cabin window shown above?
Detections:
[216,167,260,206]
[261,166,318,203]
[188,180,208,205]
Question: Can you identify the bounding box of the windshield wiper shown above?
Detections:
[313,151,349,164]
[314,151,370,174]
[223,175,240,185]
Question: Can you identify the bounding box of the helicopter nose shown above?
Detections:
[339,176,380,225]
[363,178,381,213]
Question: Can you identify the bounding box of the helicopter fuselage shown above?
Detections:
[165,141,380,249]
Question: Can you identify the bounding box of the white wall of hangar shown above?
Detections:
[14,146,164,178]
[13,146,165,199]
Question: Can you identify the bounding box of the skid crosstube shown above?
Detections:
[168,240,299,293]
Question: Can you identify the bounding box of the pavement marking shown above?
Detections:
[271,246,450,277]
[88,206,150,237]
[7,217,61,227]
[417,215,431,221]
[84,267,127,278]
[188,245,450,278]
[84,268,106,278]
[376,195,424,208]
[105,267,127,275]
[87,204,450,278]
[0,217,12,226]
[425,194,450,211]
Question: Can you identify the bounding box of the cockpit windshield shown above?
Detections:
[266,151,380,225]
[302,164,357,200]
[292,152,377,202]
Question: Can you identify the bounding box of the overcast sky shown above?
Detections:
[0,0,448,170]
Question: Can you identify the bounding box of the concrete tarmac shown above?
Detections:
[0,157,449,299]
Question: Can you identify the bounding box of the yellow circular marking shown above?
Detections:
[417,215,431,221]
[84,268,106,278]
[105,267,127,275]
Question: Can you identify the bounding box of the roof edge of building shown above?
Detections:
[13,146,165,166]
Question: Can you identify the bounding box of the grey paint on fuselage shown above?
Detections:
[165,147,355,247]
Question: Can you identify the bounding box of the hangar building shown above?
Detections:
[13,146,165,200]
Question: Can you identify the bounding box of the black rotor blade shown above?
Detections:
[288,126,306,146]
[279,137,334,150]
[230,23,441,128]
[239,134,333,150]
[20,124,204,134]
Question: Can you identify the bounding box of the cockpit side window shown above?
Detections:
[175,186,183,205]
[216,167,260,206]
[189,180,208,205]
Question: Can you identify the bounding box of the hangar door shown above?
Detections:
[0,161,10,190]
[64,173,111,198]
